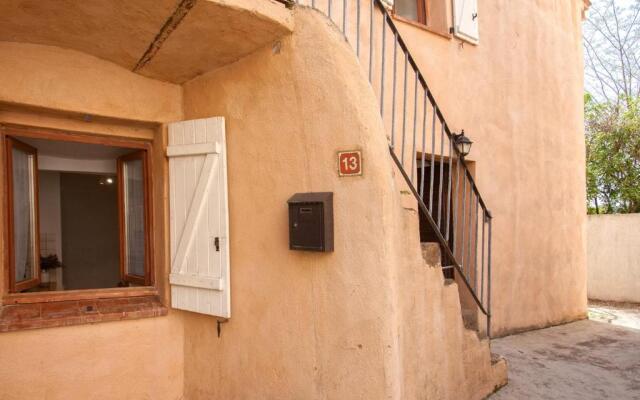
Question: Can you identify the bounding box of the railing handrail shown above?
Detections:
[373,0,490,213]
[389,150,489,316]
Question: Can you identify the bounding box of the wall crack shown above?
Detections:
[133,0,198,72]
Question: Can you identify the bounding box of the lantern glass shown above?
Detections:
[461,140,472,156]
[454,132,473,157]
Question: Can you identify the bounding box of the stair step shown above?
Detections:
[461,309,478,331]
[420,242,441,267]
[491,353,503,364]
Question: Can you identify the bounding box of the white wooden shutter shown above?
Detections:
[168,117,230,318]
[453,0,479,44]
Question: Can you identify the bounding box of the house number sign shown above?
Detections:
[338,150,362,176]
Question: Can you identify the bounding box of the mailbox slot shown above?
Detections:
[287,192,333,252]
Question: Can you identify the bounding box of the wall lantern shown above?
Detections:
[453,130,473,157]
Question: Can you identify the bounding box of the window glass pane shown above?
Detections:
[395,0,418,21]
[123,158,145,277]
[12,147,37,283]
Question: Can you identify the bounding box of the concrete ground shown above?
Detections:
[489,302,640,399]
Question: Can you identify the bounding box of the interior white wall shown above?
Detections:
[38,170,65,290]
[38,155,117,174]
[38,170,62,259]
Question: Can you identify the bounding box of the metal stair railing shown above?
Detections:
[278,0,493,335]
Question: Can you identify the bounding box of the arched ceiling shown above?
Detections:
[0,0,293,83]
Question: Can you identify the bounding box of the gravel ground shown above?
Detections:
[489,302,640,400]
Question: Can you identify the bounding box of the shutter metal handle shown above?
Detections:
[214,237,220,252]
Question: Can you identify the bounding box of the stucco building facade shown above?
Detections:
[0,0,588,399]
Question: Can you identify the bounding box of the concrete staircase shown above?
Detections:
[421,243,507,399]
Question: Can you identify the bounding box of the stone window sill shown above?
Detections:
[0,296,167,332]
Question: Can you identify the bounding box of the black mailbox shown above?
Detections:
[287,192,333,252]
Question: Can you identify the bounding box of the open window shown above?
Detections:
[395,0,427,25]
[6,137,41,292]
[4,133,153,294]
[393,0,450,37]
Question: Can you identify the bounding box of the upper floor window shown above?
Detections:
[393,0,479,43]
[395,0,427,25]
[393,0,451,37]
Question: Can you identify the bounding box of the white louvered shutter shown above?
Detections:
[168,117,230,318]
[453,0,479,44]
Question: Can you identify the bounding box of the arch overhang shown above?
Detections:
[0,0,293,83]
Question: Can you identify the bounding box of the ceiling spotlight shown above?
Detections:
[99,176,115,185]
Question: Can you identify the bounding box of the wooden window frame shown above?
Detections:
[2,125,156,304]
[393,0,429,26]
[117,150,153,286]
[5,137,41,293]
[416,0,428,25]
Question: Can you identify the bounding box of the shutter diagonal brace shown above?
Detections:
[459,0,468,29]
[171,153,219,274]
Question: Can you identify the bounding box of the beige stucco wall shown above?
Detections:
[0,314,184,400]
[0,0,588,396]
[0,42,185,400]
[392,0,589,336]
[0,42,182,123]
[180,8,503,400]
[587,214,640,303]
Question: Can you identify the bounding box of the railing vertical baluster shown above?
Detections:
[452,157,461,257]
[481,209,486,305]
[328,0,332,19]
[342,0,347,34]
[390,34,397,148]
[461,173,467,274]
[312,0,315,10]
[466,190,474,287]
[419,90,427,199]
[487,216,493,338]
[473,195,479,293]
[446,137,453,241]
[428,106,436,212]
[400,53,408,166]
[437,121,444,230]
[410,71,418,184]
[356,0,361,57]
[380,17,386,116]
[368,0,373,82]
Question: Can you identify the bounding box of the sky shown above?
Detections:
[590,0,638,8]
[583,0,640,100]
